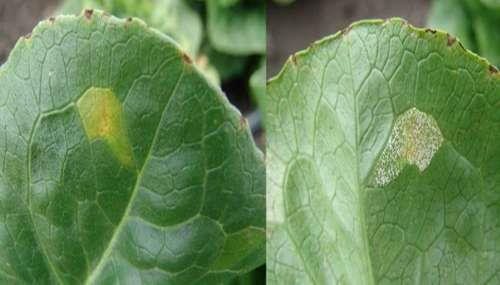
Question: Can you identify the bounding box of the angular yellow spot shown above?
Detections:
[371,108,443,187]
[77,87,134,167]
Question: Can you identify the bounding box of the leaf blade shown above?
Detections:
[0,10,265,284]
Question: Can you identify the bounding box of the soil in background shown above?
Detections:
[0,0,59,64]
[267,0,430,77]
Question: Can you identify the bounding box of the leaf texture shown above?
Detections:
[266,18,500,284]
[0,10,264,284]
[58,0,203,57]
[207,1,266,55]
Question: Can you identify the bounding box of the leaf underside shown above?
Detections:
[266,18,500,284]
[0,10,264,285]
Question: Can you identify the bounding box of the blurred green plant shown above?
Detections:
[428,0,500,67]
[230,265,265,285]
[207,1,265,55]
[58,0,265,92]
[250,57,265,106]
[273,0,295,5]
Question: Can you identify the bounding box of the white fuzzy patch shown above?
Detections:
[372,108,443,187]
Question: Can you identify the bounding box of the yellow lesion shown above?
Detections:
[77,87,134,168]
[371,108,443,187]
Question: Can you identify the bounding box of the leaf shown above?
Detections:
[148,0,203,57]
[272,0,295,5]
[480,0,500,11]
[207,1,266,55]
[473,13,500,68]
[427,0,476,51]
[266,18,500,284]
[428,0,500,67]
[58,0,203,56]
[216,0,240,8]
[194,54,221,86]
[229,265,265,285]
[250,58,265,106]
[202,45,249,82]
[0,10,265,284]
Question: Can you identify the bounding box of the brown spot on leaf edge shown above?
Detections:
[489,64,498,74]
[48,17,55,23]
[84,9,93,20]
[425,28,436,34]
[447,34,456,46]
[182,52,192,64]
[239,116,248,130]
[341,26,352,35]
[458,42,466,51]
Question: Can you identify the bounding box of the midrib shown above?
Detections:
[83,69,185,285]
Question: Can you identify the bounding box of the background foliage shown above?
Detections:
[58,0,265,91]
[428,0,500,67]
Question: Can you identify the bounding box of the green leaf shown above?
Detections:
[58,0,104,14]
[250,58,265,106]
[273,0,295,5]
[473,12,500,68]
[58,0,203,56]
[194,54,221,86]
[202,45,249,82]
[229,265,265,285]
[266,18,500,284]
[480,0,500,11]
[428,0,500,67]
[149,0,203,57]
[0,10,264,284]
[427,0,476,51]
[207,1,266,55]
[216,0,240,7]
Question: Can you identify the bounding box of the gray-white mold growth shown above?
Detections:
[371,108,443,187]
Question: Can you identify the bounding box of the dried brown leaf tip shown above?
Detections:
[239,116,248,130]
[182,52,192,64]
[489,64,498,74]
[341,26,352,35]
[124,17,133,27]
[84,9,94,20]
[447,34,456,46]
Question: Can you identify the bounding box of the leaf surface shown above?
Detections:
[207,1,266,55]
[427,0,476,50]
[266,18,500,284]
[0,10,264,284]
[58,0,203,56]
[428,0,500,67]
[250,58,265,106]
